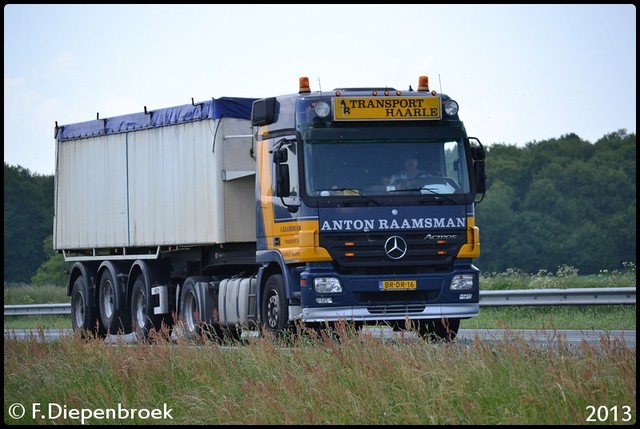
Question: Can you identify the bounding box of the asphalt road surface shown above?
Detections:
[4,328,635,351]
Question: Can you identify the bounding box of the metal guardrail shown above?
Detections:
[4,303,72,316]
[3,287,636,316]
[480,287,636,306]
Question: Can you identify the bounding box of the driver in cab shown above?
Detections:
[384,155,428,187]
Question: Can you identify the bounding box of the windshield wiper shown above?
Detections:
[316,188,382,205]
[389,187,456,204]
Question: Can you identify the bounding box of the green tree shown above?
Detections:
[479,129,635,274]
[4,163,54,282]
[476,180,518,273]
[31,235,71,287]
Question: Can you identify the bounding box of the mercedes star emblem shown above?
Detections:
[384,236,407,260]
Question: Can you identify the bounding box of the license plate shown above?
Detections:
[379,280,417,290]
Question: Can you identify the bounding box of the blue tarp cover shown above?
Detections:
[57,97,256,141]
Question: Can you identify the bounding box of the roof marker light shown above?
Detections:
[299,77,311,93]
[418,76,429,91]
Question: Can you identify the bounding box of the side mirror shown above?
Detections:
[251,97,276,126]
[469,137,486,202]
[273,146,288,164]
[276,164,291,197]
[471,146,485,162]
[474,161,486,195]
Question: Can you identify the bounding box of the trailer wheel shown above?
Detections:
[98,270,131,335]
[70,276,103,338]
[130,274,164,340]
[261,274,289,338]
[417,318,460,342]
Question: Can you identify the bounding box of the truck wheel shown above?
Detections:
[179,278,200,339]
[98,270,131,335]
[130,275,163,340]
[179,276,230,343]
[70,276,103,338]
[261,274,290,338]
[418,318,460,342]
[179,277,210,340]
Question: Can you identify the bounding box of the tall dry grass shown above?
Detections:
[4,323,636,425]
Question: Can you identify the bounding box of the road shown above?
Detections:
[4,328,635,350]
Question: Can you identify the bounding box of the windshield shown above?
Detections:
[303,135,471,198]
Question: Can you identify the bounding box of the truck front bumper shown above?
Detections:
[297,302,479,323]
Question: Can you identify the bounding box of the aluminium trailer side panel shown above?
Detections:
[127,119,218,246]
[54,117,256,251]
[54,133,129,249]
[218,117,257,243]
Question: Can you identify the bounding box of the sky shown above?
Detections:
[4,4,636,176]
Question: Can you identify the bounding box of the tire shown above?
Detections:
[179,276,237,343]
[179,277,211,340]
[70,276,103,338]
[307,320,361,343]
[417,318,460,342]
[130,274,164,340]
[98,269,131,335]
[391,319,406,331]
[261,274,290,338]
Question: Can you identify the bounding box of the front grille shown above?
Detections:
[367,304,427,314]
[320,230,466,269]
[356,290,439,302]
[357,289,439,314]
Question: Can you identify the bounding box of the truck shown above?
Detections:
[53,75,486,342]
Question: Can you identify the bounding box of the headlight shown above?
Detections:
[450,274,474,290]
[314,101,331,118]
[313,277,342,293]
[444,99,459,116]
